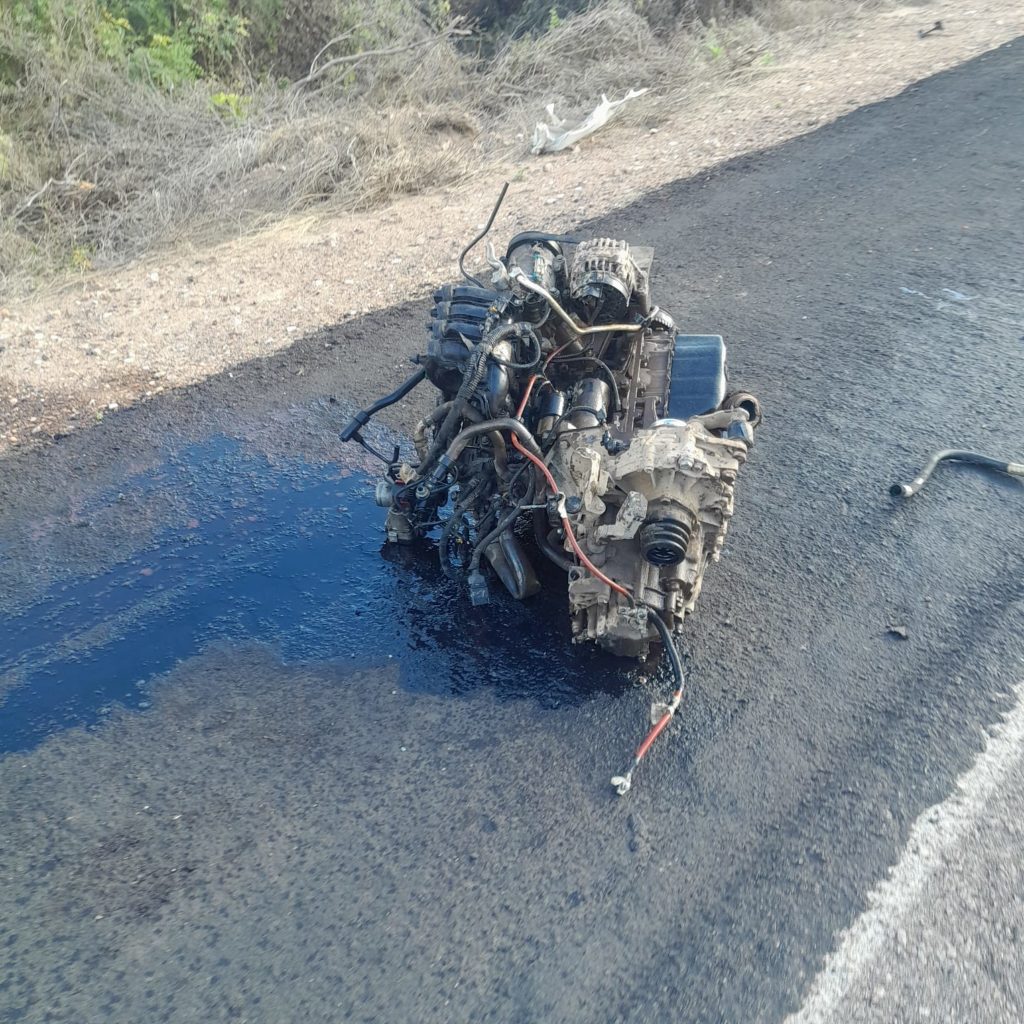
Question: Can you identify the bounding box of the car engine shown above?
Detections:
[341,204,760,660]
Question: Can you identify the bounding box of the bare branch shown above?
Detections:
[291,21,471,91]
[14,179,56,218]
[305,30,358,79]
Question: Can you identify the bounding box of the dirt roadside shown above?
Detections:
[1,0,1021,454]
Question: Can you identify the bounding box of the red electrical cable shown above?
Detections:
[509,362,685,794]
[514,377,538,420]
[635,704,675,761]
[512,428,683,793]
[508,433,630,599]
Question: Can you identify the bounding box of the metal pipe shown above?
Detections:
[508,267,643,337]
[890,448,1024,498]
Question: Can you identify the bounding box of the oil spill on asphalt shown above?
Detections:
[0,434,636,753]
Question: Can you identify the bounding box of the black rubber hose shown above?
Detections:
[339,367,426,442]
[459,181,509,288]
[442,417,544,463]
[532,509,575,572]
[646,608,684,689]
[890,448,1024,498]
[489,326,542,371]
[420,417,545,494]
[418,343,493,477]
[420,322,531,476]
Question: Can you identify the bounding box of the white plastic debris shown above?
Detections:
[531,88,649,155]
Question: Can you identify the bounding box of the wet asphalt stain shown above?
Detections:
[1,435,637,752]
[2,39,1024,1024]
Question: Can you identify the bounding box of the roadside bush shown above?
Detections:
[0,0,876,294]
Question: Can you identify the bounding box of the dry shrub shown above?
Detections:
[0,16,479,292]
[1,0,884,296]
[488,5,664,108]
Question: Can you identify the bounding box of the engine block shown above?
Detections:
[342,224,760,659]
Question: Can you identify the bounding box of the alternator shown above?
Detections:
[569,238,644,320]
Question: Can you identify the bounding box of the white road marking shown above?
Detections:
[788,679,1024,1024]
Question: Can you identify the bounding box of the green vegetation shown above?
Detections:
[5,1,250,84]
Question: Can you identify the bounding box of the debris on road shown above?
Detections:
[890,449,1024,498]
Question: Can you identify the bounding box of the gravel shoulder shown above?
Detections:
[2,0,1022,452]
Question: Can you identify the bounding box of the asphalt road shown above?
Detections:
[2,40,1023,1024]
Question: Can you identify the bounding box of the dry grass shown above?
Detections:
[0,0,884,297]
